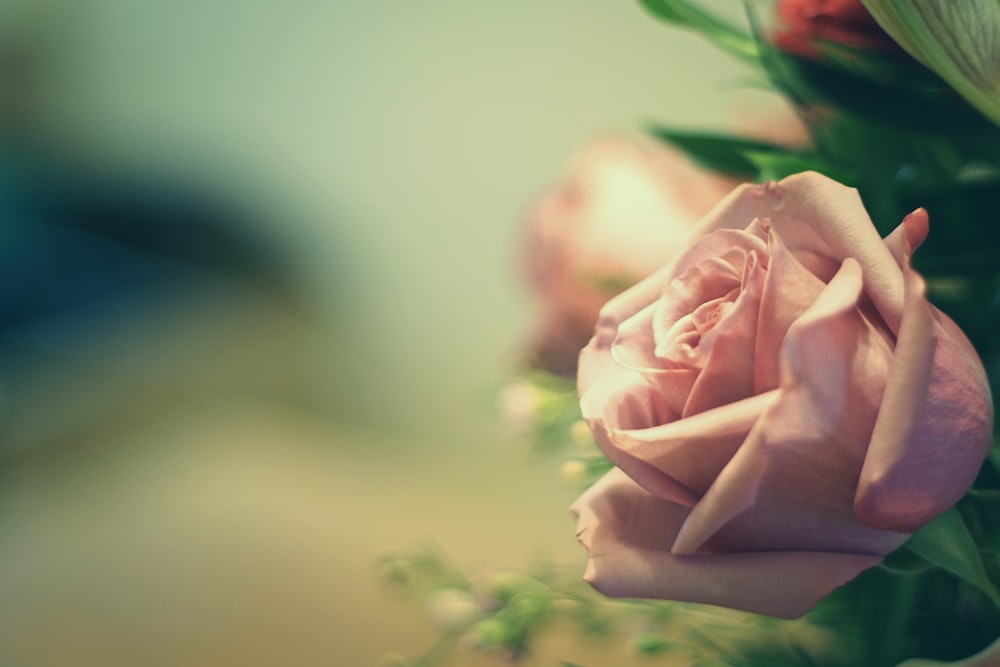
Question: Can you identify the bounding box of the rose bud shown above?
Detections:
[523,138,737,375]
[861,0,1000,126]
[774,0,906,58]
[572,172,993,619]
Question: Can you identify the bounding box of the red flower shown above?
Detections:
[775,0,904,58]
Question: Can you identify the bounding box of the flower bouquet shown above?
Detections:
[384,2,1000,665]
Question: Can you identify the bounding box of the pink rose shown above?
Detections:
[523,138,738,374]
[572,172,993,618]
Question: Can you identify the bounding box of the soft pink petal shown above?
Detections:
[615,390,779,499]
[882,207,929,266]
[582,332,766,505]
[855,210,993,532]
[582,263,676,377]
[581,180,790,390]
[753,225,828,393]
[766,172,907,332]
[678,180,784,238]
[581,286,698,507]
[584,179,786,359]
[673,259,906,556]
[681,250,766,416]
[579,345,697,506]
[652,229,766,341]
[609,302,698,416]
[609,301,662,371]
[572,469,882,619]
[695,173,907,332]
[620,389,779,449]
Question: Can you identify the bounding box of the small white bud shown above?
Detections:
[499,381,542,434]
[426,588,482,629]
[569,419,593,446]
[560,459,588,486]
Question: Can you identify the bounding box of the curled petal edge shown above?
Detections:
[855,209,993,531]
[572,469,882,619]
[670,258,869,555]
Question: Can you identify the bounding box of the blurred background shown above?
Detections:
[0,1,788,665]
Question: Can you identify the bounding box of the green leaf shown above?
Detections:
[633,633,674,655]
[648,127,796,178]
[905,506,1000,605]
[879,544,935,575]
[638,0,759,62]
[861,0,1000,128]
[740,149,854,184]
[962,490,1000,552]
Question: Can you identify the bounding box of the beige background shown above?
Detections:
[0,1,787,665]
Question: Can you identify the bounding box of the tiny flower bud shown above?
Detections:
[499,381,542,434]
[466,618,508,649]
[379,559,414,588]
[426,588,482,629]
[486,571,535,599]
[569,419,593,446]
[560,460,589,487]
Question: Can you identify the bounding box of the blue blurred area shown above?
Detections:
[0,141,324,456]
[0,12,298,350]
[0,162,290,328]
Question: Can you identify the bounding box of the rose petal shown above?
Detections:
[582,341,769,505]
[855,210,993,532]
[681,249,767,416]
[753,225,828,393]
[615,390,779,498]
[620,390,779,450]
[610,301,663,371]
[653,229,767,343]
[580,352,698,506]
[609,302,699,416]
[766,173,908,332]
[672,259,905,556]
[572,469,882,619]
[688,174,908,332]
[583,179,785,358]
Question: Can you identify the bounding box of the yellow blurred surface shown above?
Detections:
[0,0,785,664]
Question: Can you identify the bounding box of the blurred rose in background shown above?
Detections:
[523,138,738,375]
[521,105,809,376]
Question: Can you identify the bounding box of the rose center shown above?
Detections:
[660,286,742,367]
[653,226,771,370]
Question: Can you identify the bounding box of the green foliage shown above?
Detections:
[647,127,798,178]
[643,0,1000,250]
[637,0,759,62]
[501,371,613,491]
[632,633,674,655]
[382,546,859,666]
[904,507,1000,607]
